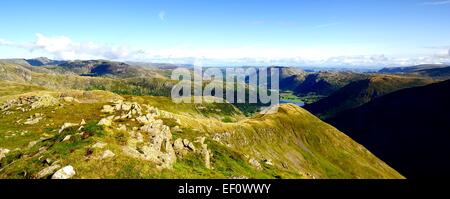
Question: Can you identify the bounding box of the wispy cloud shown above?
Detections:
[158,10,166,21]
[421,0,450,5]
[313,22,341,29]
[0,38,13,46]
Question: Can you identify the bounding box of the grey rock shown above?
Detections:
[35,164,61,179]
[58,123,79,133]
[62,135,71,142]
[51,165,76,179]
[101,150,116,160]
[92,142,107,149]
[0,148,10,161]
[248,158,262,170]
[173,138,184,151]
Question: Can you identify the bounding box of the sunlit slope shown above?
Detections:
[0,81,402,179]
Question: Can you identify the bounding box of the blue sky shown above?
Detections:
[1,0,450,67]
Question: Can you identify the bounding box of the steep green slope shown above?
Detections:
[379,64,450,79]
[305,74,433,118]
[280,71,368,96]
[328,80,450,178]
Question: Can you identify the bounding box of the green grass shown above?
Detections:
[0,79,404,179]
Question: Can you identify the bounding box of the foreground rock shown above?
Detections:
[51,165,76,179]
[100,150,116,160]
[248,158,262,170]
[98,116,114,127]
[58,123,79,133]
[34,164,61,179]
[24,113,44,125]
[0,148,10,161]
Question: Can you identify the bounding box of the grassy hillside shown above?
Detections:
[379,64,450,79]
[305,74,434,119]
[280,71,368,96]
[0,82,402,179]
[0,61,176,96]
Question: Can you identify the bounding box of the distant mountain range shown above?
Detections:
[328,80,450,178]
[379,64,450,79]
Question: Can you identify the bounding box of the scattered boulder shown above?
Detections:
[101,150,116,160]
[24,113,44,125]
[98,116,114,127]
[92,142,107,149]
[34,164,61,179]
[62,135,71,142]
[263,159,274,166]
[249,158,262,170]
[200,143,211,169]
[27,140,39,149]
[0,148,10,161]
[62,97,79,103]
[59,123,79,133]
[51,165,76,179]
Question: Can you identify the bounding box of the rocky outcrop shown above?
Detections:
[98,101,177,169]
[0,95,59,113]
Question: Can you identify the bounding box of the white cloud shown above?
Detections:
[158,10,166,21]
[0,38,13,45]
[421,0,450,5]
[1,33,450,67]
